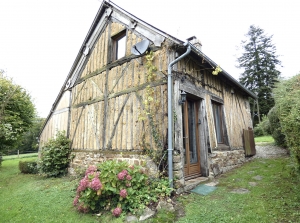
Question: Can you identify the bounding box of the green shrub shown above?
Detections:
[0,154,2,167]
[254,125,264,136]
[73,160,173,217]
[39,131,72,177]
[19,160,38,174]
[273,74,300,174]
[253,115,271,136]
[268,107,286,147]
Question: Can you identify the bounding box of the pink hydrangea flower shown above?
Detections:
[90,177,102,191]
[126,182,131,187]
[112,207,122,217]
[120,189,127,198]
[117,169,128,180]
[85,165,97,176]
[77,176,89,192]
[117,172,126,180]
[121,169,128,175]
[87,171,100,180]
[117,172,125,180]
[73,195,79,206]
[126,174,132,181]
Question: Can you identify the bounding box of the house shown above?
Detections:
[39,0,256,192]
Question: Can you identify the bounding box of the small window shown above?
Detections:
[112,30,126,61]
[212,102,225,144]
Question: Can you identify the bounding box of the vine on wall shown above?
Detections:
[138,51,166,173]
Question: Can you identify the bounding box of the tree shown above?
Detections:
[0,73,36,153]
[273,74,300,173]
[17,117,45,153]
[237,25,281,124]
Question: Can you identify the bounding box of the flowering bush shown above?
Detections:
[73,160,173,217]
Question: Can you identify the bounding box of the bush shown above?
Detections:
[39,131,72,177]
[0,154,2,167]
[254,125,264,137]
[253,115,271,137]
[268,107,286,147]
[273,74,300,174]
[73,160,173,217]
[19,161,38,174]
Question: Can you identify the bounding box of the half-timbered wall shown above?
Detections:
[39,90,71,147]
[69,21,169,156]
[175,56,252,150]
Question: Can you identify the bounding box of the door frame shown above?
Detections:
[182,98,201,179]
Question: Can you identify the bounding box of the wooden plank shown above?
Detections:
[121,94,128,150]
[130,62,135,150]
[103,25,108,66]
[249,129,256,155]
[132,92,138,149]
[243,129,251,156]
[71,108,77,148]
[86,106,90,149]
[106,95,112,149]
[97,101,104,149]
[199,99,209,176]
[107,94,130,150]
[111,95,118,150]
[116,95,122,150]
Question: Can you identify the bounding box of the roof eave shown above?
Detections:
[187,43,257,99]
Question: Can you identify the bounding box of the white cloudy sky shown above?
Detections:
[0,0,299,118]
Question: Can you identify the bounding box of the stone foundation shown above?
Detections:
[69,151,158,177]
[209,149,245,177]
[69,149,246,193]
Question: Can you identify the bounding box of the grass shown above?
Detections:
[0,157,173,223]
[1,156,299,222]
[2,153,38,160]
[0,157,123,223]
[255,135,275,144]
[177,157,300,223]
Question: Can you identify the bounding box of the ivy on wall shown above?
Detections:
[138,51,166,173]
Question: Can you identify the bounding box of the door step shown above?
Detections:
[184,177,209,191]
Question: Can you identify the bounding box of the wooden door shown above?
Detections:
[182,99,201,179]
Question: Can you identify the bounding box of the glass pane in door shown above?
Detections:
[187,101,198,164]
[182,106,187,165]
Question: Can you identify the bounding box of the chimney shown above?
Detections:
[187,36,202,51]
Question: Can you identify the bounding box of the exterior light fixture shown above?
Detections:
[179,91,187,105]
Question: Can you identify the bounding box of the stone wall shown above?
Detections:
[69,151,158,177]
[209,150,245,177]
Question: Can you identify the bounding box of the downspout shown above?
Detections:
[167,42,191,188]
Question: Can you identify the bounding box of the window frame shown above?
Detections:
[212,101,226,145]
[111,30,127,61]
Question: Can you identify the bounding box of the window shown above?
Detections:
[212,102,225,144]
[112,30,126,61]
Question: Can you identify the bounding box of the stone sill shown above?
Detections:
[214,144,230,151]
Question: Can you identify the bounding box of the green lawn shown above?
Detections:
[0,158,123,223]
[254,135,275,144]
[1,156,299,222]
[2,153,38,160]
[177,157,300,223]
